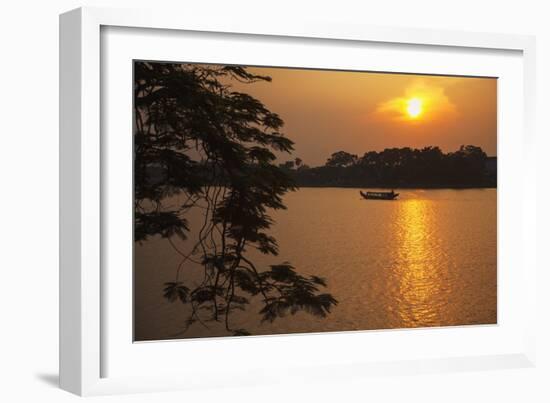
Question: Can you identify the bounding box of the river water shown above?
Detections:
[134,188,497,341]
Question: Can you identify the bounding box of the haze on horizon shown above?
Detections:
[229,66,497,167]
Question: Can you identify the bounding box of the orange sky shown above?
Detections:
[229,66,497,167]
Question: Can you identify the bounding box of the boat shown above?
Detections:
[360,190,399,200]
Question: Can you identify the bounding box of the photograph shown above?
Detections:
[133,61,497,341]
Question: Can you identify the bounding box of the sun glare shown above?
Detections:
[406,98,423,119]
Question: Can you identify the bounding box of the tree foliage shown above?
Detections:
[283,145,495,188]
[134,62,337,336]
[326,151,358,168]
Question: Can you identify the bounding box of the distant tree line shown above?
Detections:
[279,145,496,188]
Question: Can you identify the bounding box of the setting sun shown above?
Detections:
[406,97,423,118]
[375,79,462,126]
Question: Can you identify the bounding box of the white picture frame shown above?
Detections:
[59,6,538,396]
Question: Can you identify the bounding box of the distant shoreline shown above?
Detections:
[280,146,496,190]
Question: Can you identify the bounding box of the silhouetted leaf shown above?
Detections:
[163,282,190,303]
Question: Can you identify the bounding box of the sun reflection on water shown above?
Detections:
[392,198,449,327]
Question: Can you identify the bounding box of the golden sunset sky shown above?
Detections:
[230,66,497,167]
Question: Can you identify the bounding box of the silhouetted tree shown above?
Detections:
[279,160,296,170]
[326,151,358,168]
[134,62,337,336]
[291,145,495,188]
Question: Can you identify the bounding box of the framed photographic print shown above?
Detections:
[60,7,537,396]
[133,61,498,341]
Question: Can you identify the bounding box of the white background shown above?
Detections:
[103,25,525,379]
[1,0,548,402]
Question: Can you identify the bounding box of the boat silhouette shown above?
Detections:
[360,190,399,200]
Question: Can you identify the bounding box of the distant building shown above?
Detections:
[485,156,497,176]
